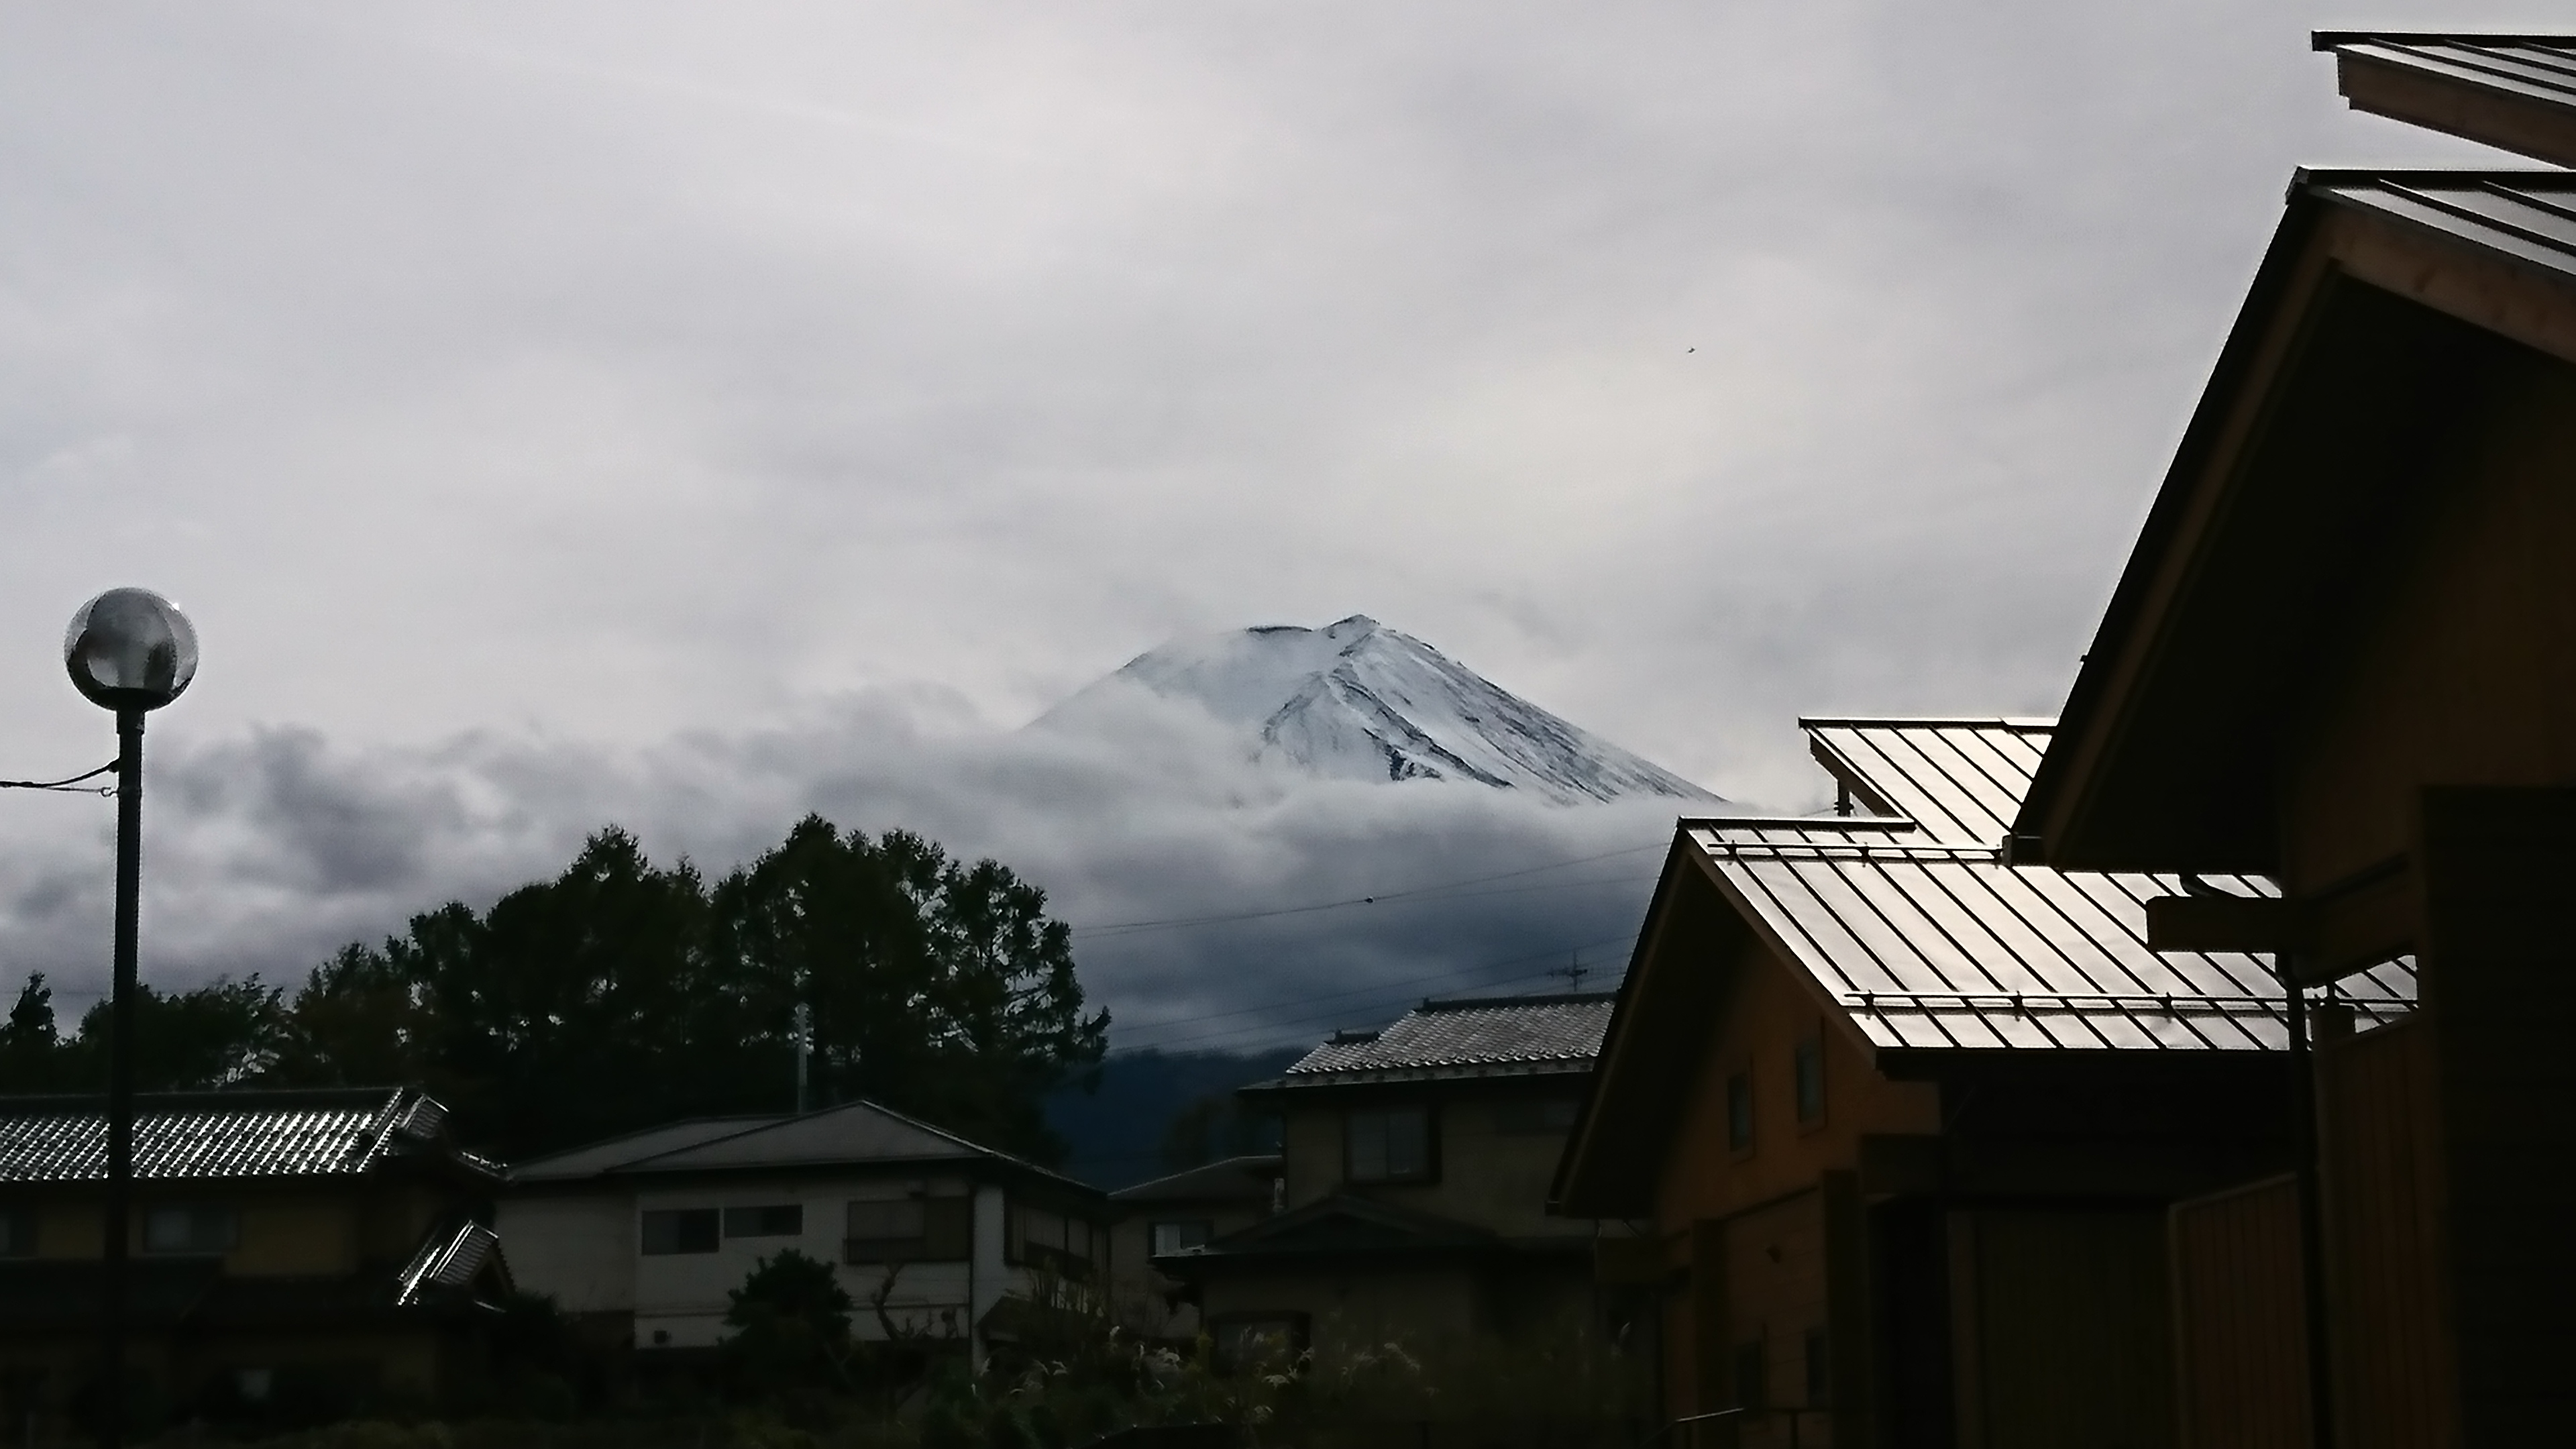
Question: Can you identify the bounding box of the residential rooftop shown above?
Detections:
[1108,1153,1281,1205]
[508,1096,1097,1196]
[1680,719,2416,1055]
[1260,992,1617,1087]
[0,1087,495,1184]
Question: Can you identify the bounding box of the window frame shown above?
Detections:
[640,1207,720,1256]
[1007,1201,1097,1277]
[1148,1219,1213,1256]
[1343,1104,1438,1185]
[1793,1035,1826,1130]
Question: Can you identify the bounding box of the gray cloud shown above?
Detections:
[0,694,1684,1049]
[0,0,2520,1034]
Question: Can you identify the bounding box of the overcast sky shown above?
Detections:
[0,2,2521,1047]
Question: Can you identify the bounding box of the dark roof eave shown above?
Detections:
[2009,181,2332,870]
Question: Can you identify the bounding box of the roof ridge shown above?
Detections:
[1796,715,2056,730]
[604,1097,1100,1192]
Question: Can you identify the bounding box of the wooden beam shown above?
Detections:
[2145,894,2304,953]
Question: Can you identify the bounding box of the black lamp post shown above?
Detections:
[62,588,197,1448]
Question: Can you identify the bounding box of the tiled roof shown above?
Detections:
[1276,994,1615,1085]
[0,1087,486,1183]
[1692,720,2417,1053]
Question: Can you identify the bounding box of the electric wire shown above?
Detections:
[0,761,119,795]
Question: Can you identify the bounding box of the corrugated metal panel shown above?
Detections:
[1807,717,2053,845]
[2308,170,2576,286]
[0,1088,415,1183]
[2322,34,2576,113]
[1695,721,2418,1053]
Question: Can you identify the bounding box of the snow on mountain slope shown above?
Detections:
[1036,615,1719,804]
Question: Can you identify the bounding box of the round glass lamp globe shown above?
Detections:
[63,588,199,712]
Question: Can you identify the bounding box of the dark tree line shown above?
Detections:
[0,817,1108,1165]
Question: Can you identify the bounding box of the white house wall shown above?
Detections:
[505,1173,1052,1354]
[494,1192,635,1315]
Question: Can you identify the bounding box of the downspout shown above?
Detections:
[2282,956,2335,1449]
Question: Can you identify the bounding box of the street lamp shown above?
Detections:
[62,588,197,1448]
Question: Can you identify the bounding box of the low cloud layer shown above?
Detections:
[0,690,1694,1053]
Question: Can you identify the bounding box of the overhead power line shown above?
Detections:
[0,761,119,795]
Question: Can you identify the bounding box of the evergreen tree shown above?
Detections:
[0,974,60,1091]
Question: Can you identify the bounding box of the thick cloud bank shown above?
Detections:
[0,687,1702,1053]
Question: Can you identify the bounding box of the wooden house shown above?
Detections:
[0,1087,511,1428]
[1155,994,1617,1371]
[2010,38,2576,1444]
[499,1097,1112,1371]
[1550,720,2415,1448]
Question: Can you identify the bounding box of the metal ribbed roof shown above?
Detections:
[0,1088,468,1183]
[1279,994,1613,1084]
[2305,170,2576,286]
[2318,34,2576,141]
[1807,717,2052,845]
[1700,722,2416,1053]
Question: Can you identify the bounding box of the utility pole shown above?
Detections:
[793,1002,812,1115]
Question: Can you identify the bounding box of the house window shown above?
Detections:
[1494,1097,1581,1136]
[640,1208,720,1254]
[846,1197,971,1263]
[1150,1220,1212,1256]
[1010,1203,1096,1276]
[1794,1038,1825,1126]
[0,1210,32,1258]
[144,1204,238,1256]
[724,1204,803,1238]
[1726,1073,1754,1154]
[1346,1106,1434,1183]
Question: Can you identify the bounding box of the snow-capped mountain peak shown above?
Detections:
[1038,614,1717,804]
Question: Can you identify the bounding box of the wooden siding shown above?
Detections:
[2315,1013,2451,1449]
[1950,1209,2174,1449]
[2414,788,2576,1445]
[2169,1175,2306,1449]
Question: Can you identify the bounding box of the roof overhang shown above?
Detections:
[2015,169,2576,874]
[2316,34,2576,166]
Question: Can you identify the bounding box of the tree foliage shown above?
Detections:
[0,816,1106,1163]
[723,1248,857,1394]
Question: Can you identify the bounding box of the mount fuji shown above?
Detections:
[1036,614,1719,805]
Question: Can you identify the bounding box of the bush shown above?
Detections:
[725,1249,858,1397]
